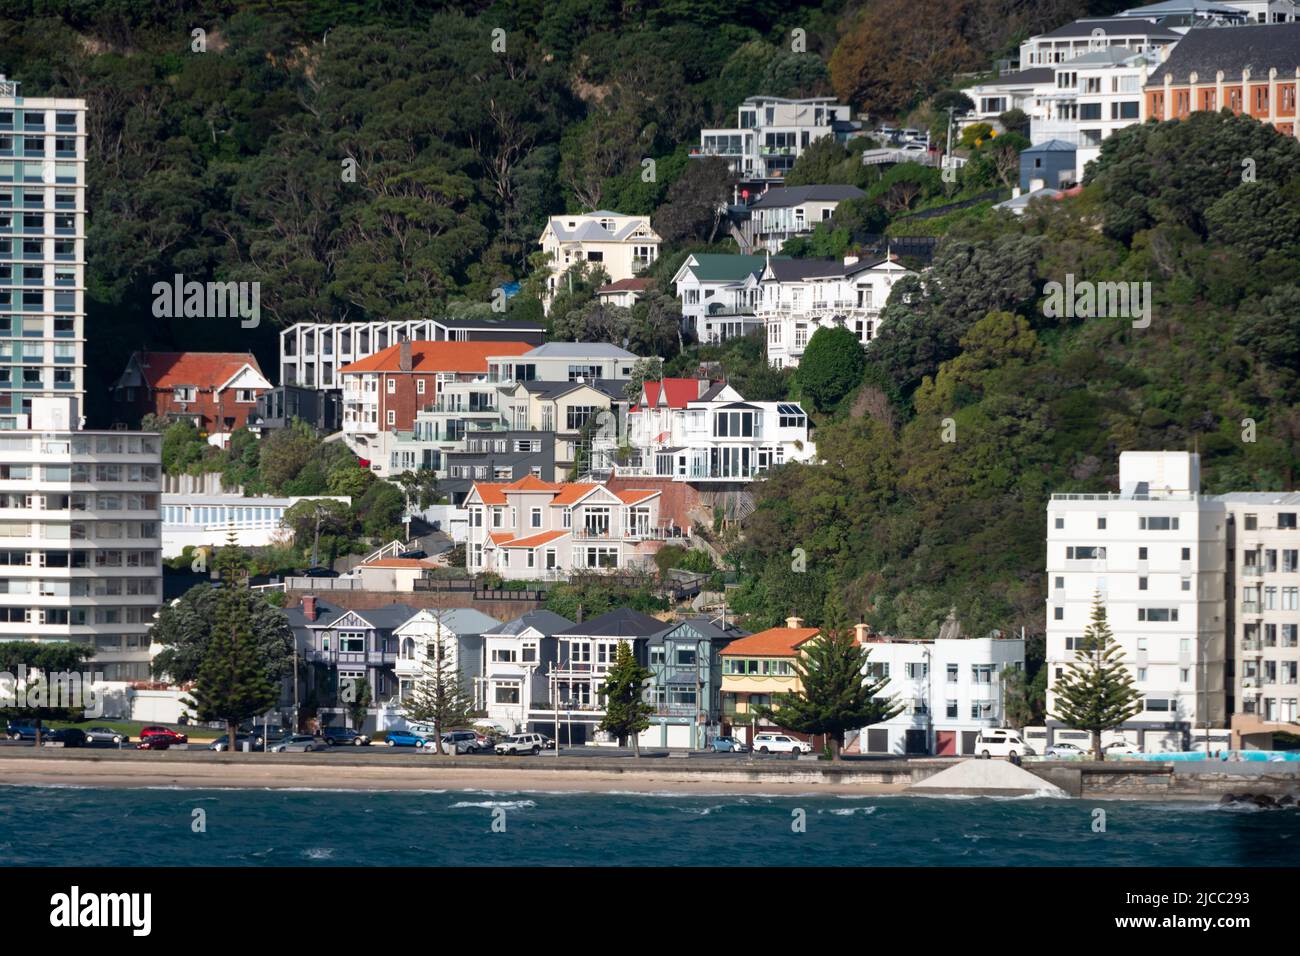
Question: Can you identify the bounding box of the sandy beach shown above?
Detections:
[0,754,908,796]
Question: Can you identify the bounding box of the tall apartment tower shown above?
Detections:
[0,399,162,683]
[1045,451,1228,751]
[0,77,87,429]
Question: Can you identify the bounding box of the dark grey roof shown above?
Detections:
[284,598,343,630]
[750,185,866,209]
[436,317,543,330]
[648,617,751,646]
[555,607,668,638]
[319,604,419,630]
[698,382,731,402]
[999,67,1055,85]
[764,257,847,281]
[1037,17,1182,39]
[484,609,576,637]
[1023,139,1077,153]
[1147,22,1300,86]
[519,380,586,399]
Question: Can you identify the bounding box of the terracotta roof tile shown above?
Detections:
[720,627,820,657]
[337,340,533,375]
[133,351,266,390]
[500,530,570,549]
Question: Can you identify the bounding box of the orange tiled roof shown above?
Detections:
[615,489,658,504]
[500,529,570,549]
[720,627,820,657]
[337,340,533,375]
[549,483,600,506]
[488,532,516,546]
[471,478,653,508]
[133,351,265,390]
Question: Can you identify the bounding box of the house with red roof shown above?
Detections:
[463,475,684,580]
[111,351,272,443]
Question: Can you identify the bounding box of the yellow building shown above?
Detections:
[720,617,819,744]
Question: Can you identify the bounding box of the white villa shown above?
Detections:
[759,254,914,368]
[464,475,678,580]
[672,253,769,344]
[393,607,500,712]
[480,609,575,733]
[744,184,866,253]
[539,212,660,314]
[691,95,860,183]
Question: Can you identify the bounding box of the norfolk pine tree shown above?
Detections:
[598,642,654,756]
[404,615,475,755]
[1051,594,1143,760]
[187,587,280,752]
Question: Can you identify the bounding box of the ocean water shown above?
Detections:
[1,785,1297,866]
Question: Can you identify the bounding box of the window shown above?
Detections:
[1181,547,1191,561]
[1097,516,1107,530]
[416,379,425,395]
[1139,547,1148,560]
[1054,607,1063,620]
[946,663,958,682]
[1138,607,1178,622]
[1139,516,1179,530]
[1138,577,1148,590]
[530,507,542,529]
[1066,546,1106,560]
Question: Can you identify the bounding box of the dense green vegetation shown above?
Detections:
[732,111,1300,639]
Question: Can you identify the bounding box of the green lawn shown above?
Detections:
[44,718,224,741]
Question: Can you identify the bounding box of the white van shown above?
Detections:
[753,732,810,755]
[973,729,1035,758]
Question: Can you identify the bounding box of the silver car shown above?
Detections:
[270,734,327,753]
[83,726,127,745]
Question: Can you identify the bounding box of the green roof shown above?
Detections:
[684,253,779,282]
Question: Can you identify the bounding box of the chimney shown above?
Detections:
[302,595,318,622]
[698,379,709,399]
[1012,186,1022,199]
[399,339,412,373]
[854,622,871,644]
[785,615,804,629]
[843,254,859,267]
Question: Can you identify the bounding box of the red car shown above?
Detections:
[136,737,172,750]
[139,725,188,745]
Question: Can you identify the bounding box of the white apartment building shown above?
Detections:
[1220,494,1300,726]
[1018,17,1181,69]
[487,342,638,384]
[161,492,349,558]
[758,254,914,368]
[0,78,87,429]
[538,212,660,315]
[0,398,161,682]
[672,253,768,344]
[464,475,674,580]
[1035,48,1165,178]
[1116,0,1298,24]
[606,378,817,482]
[280,317,543,390]
[856,633,1026,756]
[1045,451,1229,751]
[692,96,859,183]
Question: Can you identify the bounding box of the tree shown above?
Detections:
[1051,594,1143,760]
[757,629,901,760]
[345,678,372,733]
[403,618,476,755]
[623,357,664,401]
[1002,665,1044,729]
[186,586,281,752]
[282,498,352,564]
[653,157,734,245]
[797,325,865,411]
[598,641,654,756]
[392,469,441,528]
[151,584,294,686]
[0,641,96,747]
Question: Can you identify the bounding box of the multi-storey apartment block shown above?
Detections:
[691,96,860,183]
[604,378,816,482]
[855,630,1026,756]
[1017,17,1181,69]
[759,254,914,368]
[1220,494,1300,728]
[0,398,161,683]
[1145,22,1300,139]
[464,475,674,580]
[1045,451,1229,751]
[280,317,544,390]
[0,78,86,429]
[538,212,660,315]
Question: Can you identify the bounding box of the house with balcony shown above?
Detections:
[719,617,820,746]
[392,607,500,717]
[691,96,861,184]
[672,253,773,344]
[532,607,669,744]
[438,427,558,505]
[111,351,271,444]
[642,616,749,749]
[538,212,660,315]
[480,609,575,733]
[744,185,866,254]
[604,378,816,483]
[496,378,628,477]
[758,254,914,368]
[854,632,1026,756]
[464,475,676,580]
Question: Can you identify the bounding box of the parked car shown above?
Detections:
[321,727,370,747]
[6,722,40,741]
[43,728,86,747]
[83,726,128,745]
[398,549,427,560]
[383,729,430,748]
[1046,742,1087,758]
[208,735,264,752]
[899,142,928,153]
[136,737,172,750]
[298,566,339,578]
[495,733,546,755]
[709,736,748,753]
[1105,741,1141,755]
[974,729,1035,758]
[140,725,188,745]
[752,733,808,755]
[427,730,489,754]
[270,735,328,753]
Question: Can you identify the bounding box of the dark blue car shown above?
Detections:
[6,722,39,741]
[383,729,429,748]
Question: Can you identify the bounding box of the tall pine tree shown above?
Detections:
[1051,593,1144,760]
[757,622,902,760]
[187,587,279,751]
[404,617,475,755]
[598,642,654,757]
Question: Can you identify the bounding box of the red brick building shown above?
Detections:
[111,351,272,441]
[1145,23,1300,138]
